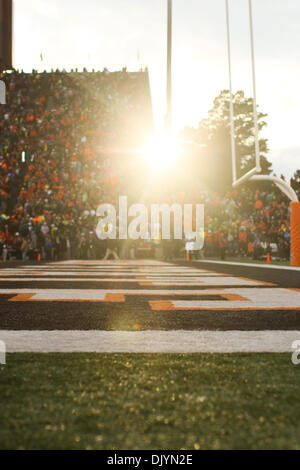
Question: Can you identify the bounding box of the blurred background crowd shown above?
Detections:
[1,70,299,262]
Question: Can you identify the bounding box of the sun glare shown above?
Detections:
[144,133,182,169]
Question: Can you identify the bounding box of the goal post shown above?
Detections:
[225,0,300,265]
[226,0,262,188]
[290,202,300,266]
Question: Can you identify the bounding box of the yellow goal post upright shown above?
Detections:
[225,0,300,266]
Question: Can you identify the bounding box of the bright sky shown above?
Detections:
[13,0,300,179]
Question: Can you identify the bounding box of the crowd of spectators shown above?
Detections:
[0,70,299,262]
[201,185,299,261]
[0,68,152,261]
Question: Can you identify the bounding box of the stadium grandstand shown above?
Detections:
[0,68,299,262]
[0,68,156,260]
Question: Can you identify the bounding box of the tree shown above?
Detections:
[291,170,300,191]
[181,90,272,190]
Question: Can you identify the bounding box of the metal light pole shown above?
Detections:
[165,0,172,135]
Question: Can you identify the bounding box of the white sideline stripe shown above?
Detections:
[196,260,300,271]
[0,330,299,353]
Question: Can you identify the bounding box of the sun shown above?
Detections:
[143,133,182,169]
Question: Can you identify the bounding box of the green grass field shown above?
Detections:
[1,353,300,450]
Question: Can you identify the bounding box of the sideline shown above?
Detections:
[194,259,300,272]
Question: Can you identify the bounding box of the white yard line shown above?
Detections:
[0,276,266,286]
[0,271,217,277]
[0,277,221,282]
[48,260,171,266]
[0,330,299,353]
[138,277,268,286]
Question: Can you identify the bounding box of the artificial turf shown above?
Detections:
[0,353,300,450]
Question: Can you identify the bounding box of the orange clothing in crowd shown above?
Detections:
[248,241,254,253]
[239,231,247,243]
[255,199,263,210]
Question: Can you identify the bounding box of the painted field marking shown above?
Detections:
[0,268,214,275]
[0,277,190,282]
[0,277,226,283]
[1,330,299,353]
[0,271,223,279]
[47,260,171,266]
[0,287,297,306]
[0,288,243,301]
[149,287,300,310]
[139,277,275,286]
[0,266,230,273]
[8,292,127,302]
[195,260,300,272]
[3,265,201,271]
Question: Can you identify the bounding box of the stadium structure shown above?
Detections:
[0,0,300,452]
[0,0,12,72]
